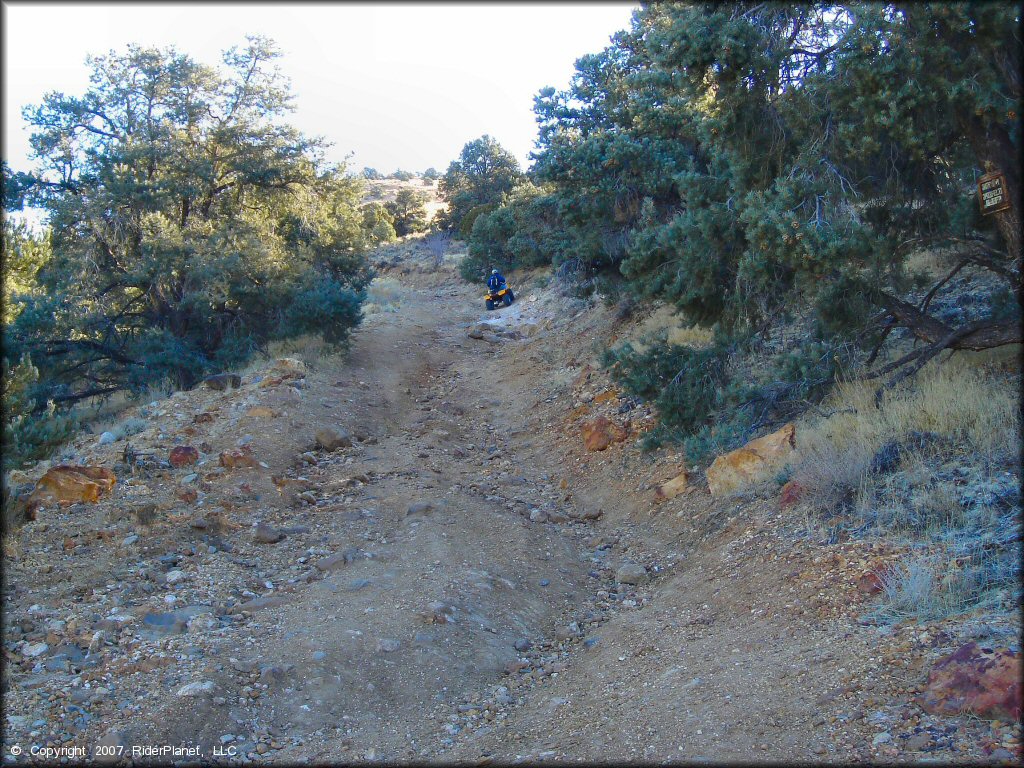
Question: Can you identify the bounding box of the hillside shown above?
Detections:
[3,241,1019,764]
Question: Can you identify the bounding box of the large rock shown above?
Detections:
[581,416,628,452]
[706,423,796,497]
[315,428,352,451]
[169,446,200,468]
[655,468,693,501]
[27,466,117,512]
[273,358,307,375]
[253,522,284,544]
[917,642,1021,721]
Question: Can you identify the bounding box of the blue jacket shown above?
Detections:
[487,272,506,291]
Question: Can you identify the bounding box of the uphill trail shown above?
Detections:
[8,258,984,766]
[143,262,861,764]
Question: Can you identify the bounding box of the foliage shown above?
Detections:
[362,167,383,180]
[6,37,373,411]
[501,2,1020,450]
[2,356,78,473]
[2,214,51,325]
[385,189,429,236]
[422,167,440,181]
[362,202,397,245]
[390,169,415,181]
[437,135,525,232]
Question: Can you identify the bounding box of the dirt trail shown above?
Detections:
[6,258,1012,765]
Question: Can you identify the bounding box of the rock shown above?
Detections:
[706,423,796,497]
[655,468,693,501]
[779,479,806,507]
[253,523,284,544]
[905,733,932,751]
[247,406,277,418]
[273,357,307,375]
[177,488,199,503]
[203,373,241,391]
[164,569,187,585]
[917,642,1022,721]
[407,500,437,516]
[513,639,532,652]
[229,594,293,613]
[856,571,884,595]
[169,446,200,468]
[376,638,401,653]
[872,732,891,746]
[315,427,352,451]
[419,601,455,624]
[27,465,117,513]
[219,447,258,469]
[177,680,216,697]
[615,563,648,585]
[98,431,117,445]
[313,548,360,572]
[581,416,628,452]
[22,642,49,658]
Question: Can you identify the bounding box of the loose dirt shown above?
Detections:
[3,252,1018,765]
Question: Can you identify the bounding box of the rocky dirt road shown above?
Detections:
[3,260,1019,765]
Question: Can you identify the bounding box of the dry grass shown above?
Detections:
[791,351,1020,506]
[362,277,405,315]
[667,324,716,348]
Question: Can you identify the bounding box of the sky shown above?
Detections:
[2,2,638,177]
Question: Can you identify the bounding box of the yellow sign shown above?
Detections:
[977,171,1010,215]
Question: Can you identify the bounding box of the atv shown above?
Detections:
[485,285,515,311]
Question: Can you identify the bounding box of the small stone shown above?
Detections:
[615,563,648,585]
[905,733,932,751]
[376,638,401,653]
[98,432,117,445]
[253,523,284,544]
[169,446,200,468]
[872,732,891,746]
[312,651,327,661]
[22,642,49,658]
[203,373,241,391]
[513,639,532,652]
[177,680,215,697]
[122,534,139,546]
[315,428,352,451]
[407,501,436,516]
[164,569,187,585]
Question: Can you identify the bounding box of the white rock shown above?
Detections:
[22,642,49,658]
[164,570,187,585]
[177,680,216,697]
[98,432,117,445]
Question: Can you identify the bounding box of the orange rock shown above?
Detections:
[259,376,285,389]
[581,416,628,452]
[655,469,693,501]
[169,446,200,468]
[779,479,806,507]
[918,642,1022,721]
[856,571,884,595]
[706,423,796,497]
[594,389,619,405]
[27,465,117,512]
[247,406,277,418]
[219,448,258,469]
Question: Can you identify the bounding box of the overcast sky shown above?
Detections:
[2,2,637,176]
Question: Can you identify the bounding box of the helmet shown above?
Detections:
[491,269,498,274]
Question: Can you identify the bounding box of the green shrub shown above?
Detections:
[2,356,78,473]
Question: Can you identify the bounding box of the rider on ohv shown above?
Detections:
[487,268,506,293]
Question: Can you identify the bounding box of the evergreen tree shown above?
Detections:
[438,135,525,232]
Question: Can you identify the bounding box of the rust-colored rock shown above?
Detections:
[193,412,215,424]
[856,571,884,595]
[569,404,591,421]
[177,488,199,504]
[779,479,806,508]
[169,446,200,468]
[594,389,619,404]
[706,423,796,497]
[917,642,1022,721]
[581,416,628,452]
[655,469,693,501]
[247,406,277,418]
[219,447,258,469]
[272,357,307,375]
[27,465,117,512]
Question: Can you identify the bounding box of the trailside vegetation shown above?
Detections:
[2,38,374,470]
[467,2,1021,454]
